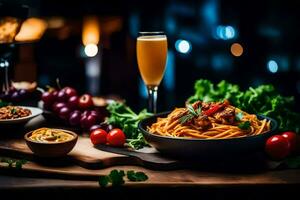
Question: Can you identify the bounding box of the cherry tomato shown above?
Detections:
[90,129,108,145]
[281,131,298,153]
[107,128,126,147]
[265,135,290,160]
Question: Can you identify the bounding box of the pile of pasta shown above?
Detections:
[148,104,271,139]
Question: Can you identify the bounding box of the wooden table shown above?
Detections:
[0,116,299,199]
[0,169,299,199]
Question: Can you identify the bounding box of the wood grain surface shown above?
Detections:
[1,160,300,185]
[1,115,299,188]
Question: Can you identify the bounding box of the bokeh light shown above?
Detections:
[84,44,98,57]
[175,39,192,54]
[216,25,236,40]
[267,60,278,73]
[230,43,243,57]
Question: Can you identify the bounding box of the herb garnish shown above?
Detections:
[179,104,202,124]
[235,112,243,121]
[107,101,152,149]
[126,170,149,182]
[0,100,10,108]
[10,108,17,115]
[0,157,27,169]
[238,121,251,130]
[99,169,148,187]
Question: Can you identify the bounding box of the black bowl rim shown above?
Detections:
[24,129,78,145]
[138,111,278,142]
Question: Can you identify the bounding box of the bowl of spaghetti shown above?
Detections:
[138,100,277,158]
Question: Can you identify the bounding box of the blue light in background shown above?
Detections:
[225,26,235,39]
[163,50,175,91]
[165,16,176,34]
[267,60,278,73]
[215,25,236,40]
[251,78,264,87]
[129,13,139,38]
[259,26,281,38]
[138,78,147,99]
[201,0,218,26]
[175,39,192,54]
[178,30,205,45]
[211,54,233,73]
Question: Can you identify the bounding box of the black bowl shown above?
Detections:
[138,112,278,159]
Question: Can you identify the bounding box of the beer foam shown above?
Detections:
[137,35,167,41]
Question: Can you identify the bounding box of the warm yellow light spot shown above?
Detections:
[15,18,47,42]
[82,16,100,46]
[47,17,65,29]
[230,43,243,57]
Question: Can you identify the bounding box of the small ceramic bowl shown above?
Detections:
[24,129,78,157]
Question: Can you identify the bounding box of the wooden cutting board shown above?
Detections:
[0,135,272,172]
[0,136,181,170]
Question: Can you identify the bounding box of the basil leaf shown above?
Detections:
[109,170,125,186]
[99,176,110,187]
[238,121,251,130]
[127,171,148,182]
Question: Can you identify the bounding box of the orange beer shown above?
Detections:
[137,35,168,86]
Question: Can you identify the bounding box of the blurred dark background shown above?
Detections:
[1,0,300,111]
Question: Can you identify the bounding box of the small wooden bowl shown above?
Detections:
[24,129,78,157]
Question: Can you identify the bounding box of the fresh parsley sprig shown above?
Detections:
[238,121,251,130]
[126,170,148,182]
[99,169,148,187]
[0,157,27,169]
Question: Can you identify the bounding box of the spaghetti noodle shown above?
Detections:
[148,101,271,139]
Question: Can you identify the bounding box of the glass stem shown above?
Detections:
[0,59,11,93]
[147,85,158,114]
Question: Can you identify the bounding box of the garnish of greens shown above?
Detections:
[99,169,148,187]
[188,79,300,133]
[10,108,17,115]
[0,100,9,108]
[235,112,251,130]
[179,104,201,124]
[238,121,251,130]
[235,112,244,121]
[0,157,27,169]
[107,101,152,149]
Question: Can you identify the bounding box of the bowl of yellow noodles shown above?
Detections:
[138,101,277,158]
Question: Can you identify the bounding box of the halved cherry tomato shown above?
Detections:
[265,135,290,160]
[90,129,108,145]
[281,131,298,153]
[107,128,126,147]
